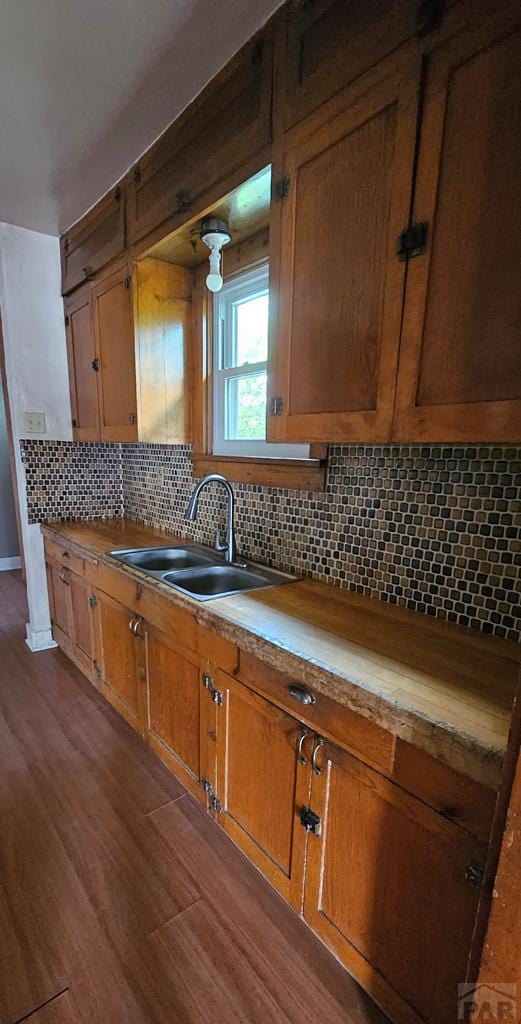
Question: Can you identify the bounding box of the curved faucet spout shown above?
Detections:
[185,474,237,563]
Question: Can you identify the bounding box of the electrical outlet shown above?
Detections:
[24,412,46,434]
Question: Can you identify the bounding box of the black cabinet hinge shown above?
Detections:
[63,238,69,253]
[274,176,290,200]
[176,189,192,213]
[133,164,141,185]
[114,185,122,202]
[72,417,77,428]
[124,275,131,289]
[269,396,284,416]
[417,0,445,36]
[201,778,222,814]
[91,357,100,372]
[88,595,97,608]
[64,314,70,327]
[201,672,223,705]
[397,222,428,262]
[465,861,485,890]
[300,806,321,835]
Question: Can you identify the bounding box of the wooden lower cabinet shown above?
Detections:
[303,740,487,1024]
[93,591,146,734]
[144,624,202,797]
[46,557,94,678]
[215,671,310,910]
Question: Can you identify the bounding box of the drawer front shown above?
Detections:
[238,650,395,774]
[197,624,238,675]
[94,562,197,652]
[44,536,87,578]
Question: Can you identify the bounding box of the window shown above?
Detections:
[213,263,309,458]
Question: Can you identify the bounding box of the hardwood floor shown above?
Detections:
[0,570,388,1024]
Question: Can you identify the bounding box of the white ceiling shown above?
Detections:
[0,0,283,236]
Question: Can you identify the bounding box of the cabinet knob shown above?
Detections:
[289,684,316,706]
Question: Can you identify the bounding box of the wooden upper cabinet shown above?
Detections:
[65,285,100,441]
[60,183,126,295]
[283,0,419,128]
[127,25,273,249]
[269,48,420,443]
[215,671,310,910]
[304,741,486,1024]
[393,4,521,441]
[92,264,138,441]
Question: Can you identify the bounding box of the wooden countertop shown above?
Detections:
[42,518,520,789]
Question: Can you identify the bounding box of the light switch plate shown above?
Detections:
[24,412,47,434]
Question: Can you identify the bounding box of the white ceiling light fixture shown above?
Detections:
[200,216,231,292]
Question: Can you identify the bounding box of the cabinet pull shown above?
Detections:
[311,736,325,775]
[297,728,311,766]
[128,615,137,634]
[62,550,70,559]
[133,617,144,639]
[289,684,316,706]
[59,568,69,585]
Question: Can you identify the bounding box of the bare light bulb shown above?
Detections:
[200,218,231,294]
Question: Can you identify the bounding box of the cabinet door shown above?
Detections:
[46,560,72,649]
[215,672,310,910]
[393,4,521,442]
[283,0,418,129]
[304,741,486,1024]
[65,286,100,441]
[145,625,201,795]
[95,591,143,733]
[92,265,138,441]
[60,184,125,295]
[127,25,273,248]
[268,49,420,443]
[69,571,94,676]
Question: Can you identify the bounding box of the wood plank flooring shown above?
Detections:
[0,570,388,1024]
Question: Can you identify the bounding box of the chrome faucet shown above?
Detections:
[185,473,238,563]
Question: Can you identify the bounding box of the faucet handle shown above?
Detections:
[214,526,228,554]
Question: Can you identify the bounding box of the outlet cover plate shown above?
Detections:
[24,412,46,434]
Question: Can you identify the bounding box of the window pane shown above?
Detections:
[225,372,267,439]
[233,293,269,366]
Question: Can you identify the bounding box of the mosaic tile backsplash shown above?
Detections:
[22,439,521,642]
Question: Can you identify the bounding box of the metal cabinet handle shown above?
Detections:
[289,684,316,706]
[128,615,137,634]
[59,567,69,585]
[133,617,144,640]
[297,728,311,766]
[311,736,325,776]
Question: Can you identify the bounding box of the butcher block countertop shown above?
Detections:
[42,518,521,789]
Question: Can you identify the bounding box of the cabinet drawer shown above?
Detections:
[94,562,197,651]
[197,624,238,675]
[237,651,395,774]
[44,537,87,577]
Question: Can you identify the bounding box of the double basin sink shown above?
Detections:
[109,543,297,601]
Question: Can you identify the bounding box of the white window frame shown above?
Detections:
[212,263,309,459]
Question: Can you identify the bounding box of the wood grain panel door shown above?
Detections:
[393,4,521,442]
[69,571,94,676]
[92,265,138,441]
[283,0,417,129]
[268,49,420,443]
[94,591,143,733]
[46,560,72,650]
[303,740,486,1024]
[65,286,100,441]
[60,183,125,295]
[144,625,201,794]
[127,25,273,249]
[215,671,310,910]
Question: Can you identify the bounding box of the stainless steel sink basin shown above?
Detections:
[162,564,274,599]
[108,542,297,600]
[110,546,212,574]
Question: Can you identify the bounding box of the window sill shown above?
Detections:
[192,450,328,490]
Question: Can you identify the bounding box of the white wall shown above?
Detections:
[0,381,19,562]
[0,222,72,650]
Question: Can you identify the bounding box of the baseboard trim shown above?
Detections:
[0,556,21,571]
[25,623,58,652]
